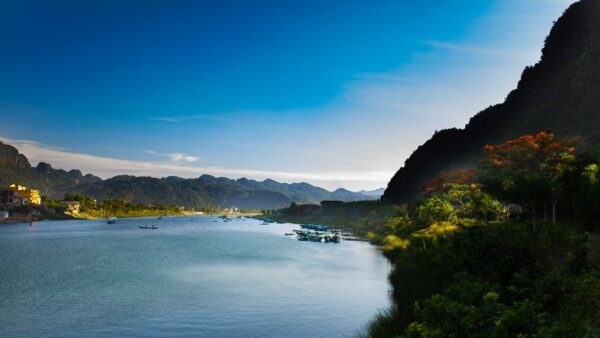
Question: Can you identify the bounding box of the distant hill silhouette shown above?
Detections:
[383,0,600,202]
[0,141,374,209]
[71,174,373,209]
[358,188,385,197]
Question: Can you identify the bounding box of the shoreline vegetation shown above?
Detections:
[273,131,600,337]
[0,193,261,224]
[0,209,260,224]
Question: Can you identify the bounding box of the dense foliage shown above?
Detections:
[479,131,578,226]
[367,221,599,337]
[363,132,600,337]
[62,192,184,218]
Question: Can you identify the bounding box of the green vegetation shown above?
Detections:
[276,131,600,337]
[271,200,401,237]
[62,192,185,218]
[8,204,74,221]
[10,192,258,221]
[366,221,599,337]
[368,132,600,337]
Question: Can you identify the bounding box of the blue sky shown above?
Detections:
[0,0,575,190]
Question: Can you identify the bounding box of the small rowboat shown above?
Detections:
[139,225,158,230]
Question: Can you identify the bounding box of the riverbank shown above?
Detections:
[78,208,260,220]
[78,209,185,219]
[1,208,262,224]
[203,210,261,217]
[0,205,77,224]
[265,200,399,243]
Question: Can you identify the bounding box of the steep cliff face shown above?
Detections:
[383,0,600,202]
[0,142,30,168]
[0,141,101,196]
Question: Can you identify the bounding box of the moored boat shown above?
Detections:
[295,229,341,243]
[139,225,158,230]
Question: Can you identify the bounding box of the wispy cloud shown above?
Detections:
[0,137,392,190]
[423,40,530,58]
[148,117,183,123]
[145,149,200,163]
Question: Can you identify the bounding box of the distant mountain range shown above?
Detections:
[358,188,385,197]
[384,0,600,202]
[0,141,377,209]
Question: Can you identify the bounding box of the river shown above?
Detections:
[0,216,390,337]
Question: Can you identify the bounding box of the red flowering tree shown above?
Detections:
[479,131,579,227]
[421,167,478,196]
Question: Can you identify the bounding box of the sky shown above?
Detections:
[0,0,576,191]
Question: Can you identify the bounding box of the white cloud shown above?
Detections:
[145,150,200,163]
[170,153,199,163]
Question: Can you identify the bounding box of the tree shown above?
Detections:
[63,192,97,211]
[421,167,478,196]
[562,158,600,230]
[444,184,508,223]
[479,131,579,227]
[417,196,456,224]
[416,184,508,226]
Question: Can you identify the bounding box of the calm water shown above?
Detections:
[0,216,390,337]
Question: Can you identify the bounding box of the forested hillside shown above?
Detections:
[0,141,373,209]
[384,0,600,202]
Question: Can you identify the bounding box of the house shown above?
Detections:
[60,201,81,215]
[0,211,9,219]
[9,184,41,205]
[0,184,42,207]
